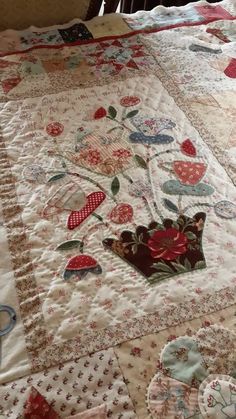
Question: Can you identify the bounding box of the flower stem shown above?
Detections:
[92,213,119,237]
[146,145,164,222]
[158,162,173,174]
[121,172,154,221]
[53,138,67,169]
[106,116,133,133]
[69,172,118,202]
[147,149,179,162]
[218,390,227,407]
[46,166,118,203]
[178,195,183,214]
[122,172,133,184]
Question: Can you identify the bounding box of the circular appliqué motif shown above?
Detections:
[46,122,64,137]
[198,374,236,418]
[109,203,133,224]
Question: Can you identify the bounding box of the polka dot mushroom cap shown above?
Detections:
[67,255,97,270]
[63,255,102,280]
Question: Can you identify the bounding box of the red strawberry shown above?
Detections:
[180,139,197,157]
[94,107,107,119]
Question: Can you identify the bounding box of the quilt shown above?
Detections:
[0,1,236,418]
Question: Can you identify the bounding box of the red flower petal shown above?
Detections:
[94,107,107,119]
[148,228,188,261]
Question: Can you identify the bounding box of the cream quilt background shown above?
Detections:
[0,1,236,418]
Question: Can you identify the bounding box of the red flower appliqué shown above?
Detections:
[110,203,133,224]
[120,96,140,107]
[87,150,102,165]
[80,149,102,165]
[94,107,107,119]
[148,228,188,260]
[207,394,216,408]
[46,122,64,137]
[113,148,132,159]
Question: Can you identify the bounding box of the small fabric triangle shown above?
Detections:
[2,76,21,94]
[126,60,139,69]
[24,386,59,419]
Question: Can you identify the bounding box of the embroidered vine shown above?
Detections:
[22,96,236,284]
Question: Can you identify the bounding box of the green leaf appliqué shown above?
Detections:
[56,240,84,252]
[125,110,139,119]
[194,260,206,269]
[163,199,179,213]
[111,177,120,195]
[48,173,66,183]
[134,155,148,169]
[108,106,117,119]
[185,231,197,241]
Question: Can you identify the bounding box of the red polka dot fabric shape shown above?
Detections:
[173,161,207,185]
[66,255,98,270]
[67,191,106,230]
